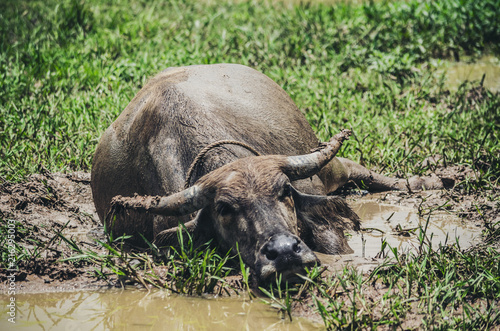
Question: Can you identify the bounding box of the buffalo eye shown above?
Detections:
[216,201,237,217]
[279,184,292,201]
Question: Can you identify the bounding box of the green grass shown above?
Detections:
[1,0,500,328]
[0,220,39,269]
[1,0,499,182]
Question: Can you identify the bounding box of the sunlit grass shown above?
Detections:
[1,0,499,184]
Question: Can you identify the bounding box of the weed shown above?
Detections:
[0,219,39,269]
[163,228,233,295]
[259,275,294,321]
[60,225,235,295]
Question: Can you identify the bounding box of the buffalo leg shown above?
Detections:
[318,157,447,193]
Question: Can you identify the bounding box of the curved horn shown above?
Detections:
[110,184,213,217]
[283,129,352,180]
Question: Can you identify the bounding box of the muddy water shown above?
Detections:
[348,196,479,261]
[0,289,322,330]
[318,193,483,272]
[440,56,500,92]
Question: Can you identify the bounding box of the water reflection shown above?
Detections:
[317,194,482,272]
[348,197,482,258]
[0,290,322,330]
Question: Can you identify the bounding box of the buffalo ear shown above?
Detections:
[154,207,215,249]
[292,187,360,255]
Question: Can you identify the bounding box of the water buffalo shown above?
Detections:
[91,64,443,281]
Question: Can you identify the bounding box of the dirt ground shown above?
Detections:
[0,167,498,298]
[0,172,108,292]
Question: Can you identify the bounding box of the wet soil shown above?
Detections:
[0,172,109,292]
[0,168,498,324]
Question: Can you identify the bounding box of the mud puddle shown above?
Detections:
[0,289,322,330]
[439,55,500,92]
[319,193,483,272]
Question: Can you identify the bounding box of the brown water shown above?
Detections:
[1,197,483,329]
[317,194,483,272]
[349,196,482,257]
[440,56,500,92]
[0,289,322,330]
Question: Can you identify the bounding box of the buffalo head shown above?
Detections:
[110,130,360,282]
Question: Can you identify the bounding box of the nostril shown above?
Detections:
[265,248,278,261]
[293,242,301,253]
